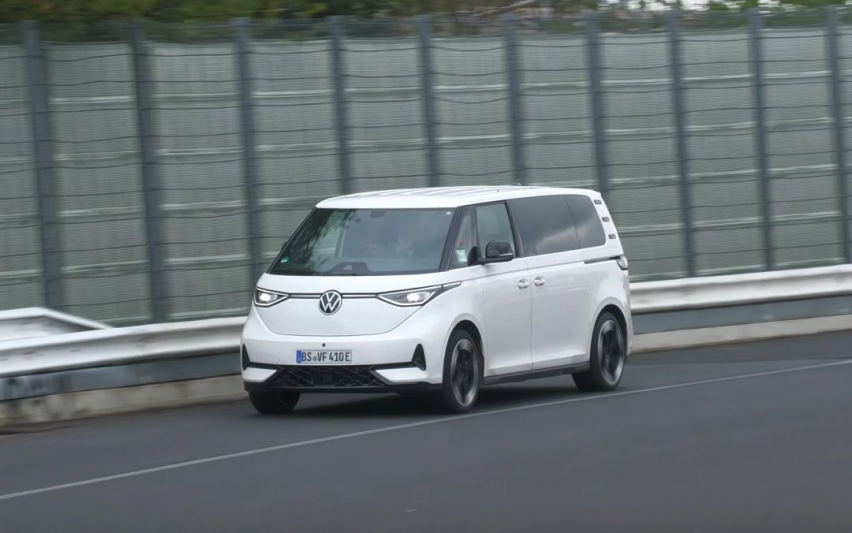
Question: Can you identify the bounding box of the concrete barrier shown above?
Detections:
[0,376,243,429]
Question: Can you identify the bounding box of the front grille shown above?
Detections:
[269,365,385,388]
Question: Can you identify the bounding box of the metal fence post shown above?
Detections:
[666,11,696,277]
[748,9,773,269]
[130,20,168,322]
[329,16,352,193]
[826,6,851,263]
[232,18,264,284]
[21,21,63,310]
[417,16,441,188]
[584,12,609,199]
[504,13,526,185]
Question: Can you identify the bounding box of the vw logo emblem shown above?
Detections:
[318,291,342,315]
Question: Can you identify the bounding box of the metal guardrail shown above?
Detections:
[0,317,240,379]
[631,264,852,312]
[0,307,108,343]
[3,265,852,404]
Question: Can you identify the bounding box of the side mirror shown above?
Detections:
[480,241,514,264]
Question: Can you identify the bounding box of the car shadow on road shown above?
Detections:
[286,383,583,419]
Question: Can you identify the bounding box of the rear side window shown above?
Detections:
[509,196,580,256]
[566,195,606,248]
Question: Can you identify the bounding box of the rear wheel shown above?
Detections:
[573,312,626,393]
[436,330,481,413]
[248,391,300,414]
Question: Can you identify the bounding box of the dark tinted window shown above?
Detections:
[566,195,606,248]
[510,196,580,256]
[475,203,515,258]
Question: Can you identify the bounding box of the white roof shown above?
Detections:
[316,186,601,209]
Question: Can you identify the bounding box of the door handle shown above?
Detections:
[534,276,546,286]
[517,279,530,289]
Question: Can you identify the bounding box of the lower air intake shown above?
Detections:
[270,366,385,388]
[412,345,426,371]
[241,346,250,371]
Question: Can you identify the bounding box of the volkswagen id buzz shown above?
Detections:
[241,186,632,414]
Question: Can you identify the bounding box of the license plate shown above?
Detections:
[296,350,352,365]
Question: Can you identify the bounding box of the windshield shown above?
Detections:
[270,208,456,276]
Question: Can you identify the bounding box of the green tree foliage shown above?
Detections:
[776,0,843,7]
[0,0,845,24]
[0,0,517,23]
[707,1,730,11]
[0,0,407,23]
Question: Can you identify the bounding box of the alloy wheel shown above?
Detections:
[450,338,479,407]
[597,319,625,386]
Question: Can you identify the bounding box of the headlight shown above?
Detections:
[254,288,288,307]
[378,283,460,307]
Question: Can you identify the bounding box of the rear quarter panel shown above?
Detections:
[583,193,632,354]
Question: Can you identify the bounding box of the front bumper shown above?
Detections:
[243,363,440,394]
[241,306,451,389]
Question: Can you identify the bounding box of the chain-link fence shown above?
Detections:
[2,9,852,325]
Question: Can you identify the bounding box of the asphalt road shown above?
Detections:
[2,332,852,531]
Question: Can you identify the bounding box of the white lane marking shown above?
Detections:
[1,358,851,503]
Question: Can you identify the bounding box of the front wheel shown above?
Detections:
[248,391,300,414]
[573,312,626,393]
[436,330,482,414]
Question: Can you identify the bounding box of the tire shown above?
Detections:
[248,391,300,414]
[573,312,626,393]
[436,329,482,414]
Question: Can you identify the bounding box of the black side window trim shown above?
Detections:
[446,206,477,270]
[504,200,526,258]
[438,207,466,272]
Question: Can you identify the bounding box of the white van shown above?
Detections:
[241,186,632,414]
